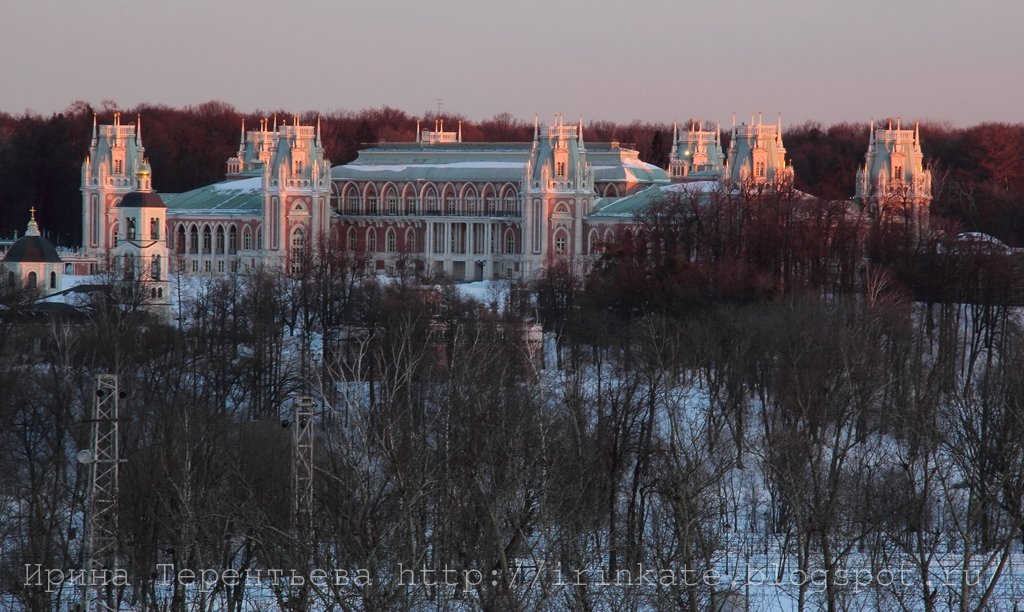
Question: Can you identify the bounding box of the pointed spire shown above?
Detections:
[273,113,278,131]
[416,120,421,143]
[136,113,142,147]
[578,115,584,147]
[914,121,920,147]
[732,113,736,131]
[716,121,721,147]
[458,120,462,142]
[533,114,539,143]
[240,118,246,145]
[672,121,678,142]
[91,113,98,145]
[316,114,322,146]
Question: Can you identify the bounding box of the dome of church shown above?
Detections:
[136,161,152,177]
[117,191,166,208]
[4,214,62,263]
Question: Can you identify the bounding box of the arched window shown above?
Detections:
[176,225,186,253]
[152,254,161,281]
[347,227,357,251]
[554,231,567,255]
[202,226,212,254]
[386,228,397,252]
[189,226,199,254]
[291,227,306,275]
[126,217,136,240]
[291,226,306,252]
[366,228,377,252]
[385,188,399,215]
[150,217,160,240]
[426,194,438,214]
[405,228,416,252]
[215,226,225,254]
[228,225,238,254]
[505,229,516,254]
[365,185,378,214]
[589,229,599,254]
[49,271,57,289]
[243,229,252,251]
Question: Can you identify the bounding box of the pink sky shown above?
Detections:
[1,0,1020,126]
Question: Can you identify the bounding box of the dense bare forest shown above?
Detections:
[1,101,1022,248]
[2,162,1024,609]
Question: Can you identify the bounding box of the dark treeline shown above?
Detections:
[2,101,1022,247]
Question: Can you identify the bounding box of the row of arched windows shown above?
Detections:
[336,182,521,217]
[11,270,58,290]
[174,223,249,255]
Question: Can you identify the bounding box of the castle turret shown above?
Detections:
[669,119,725,181]
[522,114,593,275]
[723,112,793,187]
[226,117,275,179]
[81,113,147,254]
[260,116,332,272]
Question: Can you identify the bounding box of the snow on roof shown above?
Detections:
[344,161,526,172]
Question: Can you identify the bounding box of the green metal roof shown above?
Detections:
[163,176,264,214]
[589,181,721,219]
[332,142,670,185]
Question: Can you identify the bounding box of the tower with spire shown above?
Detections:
[226,117,276,179]
[723,113,793,188]
[522,114,593,275]
[81,113,147,256]
[260,115,333,270]
[668,119,725,180]
[855,119,932,235]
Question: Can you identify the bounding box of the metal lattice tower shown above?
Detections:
[292,396,315,535]
[83,374,122,611]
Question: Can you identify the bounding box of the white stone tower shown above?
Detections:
[113,161,170,311]
[522,114,594,276]
[82,113,146,256]
[855,119,932,235]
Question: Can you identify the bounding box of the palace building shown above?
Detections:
[71,111,932,282]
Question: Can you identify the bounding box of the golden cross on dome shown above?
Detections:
[29,206,36,220]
